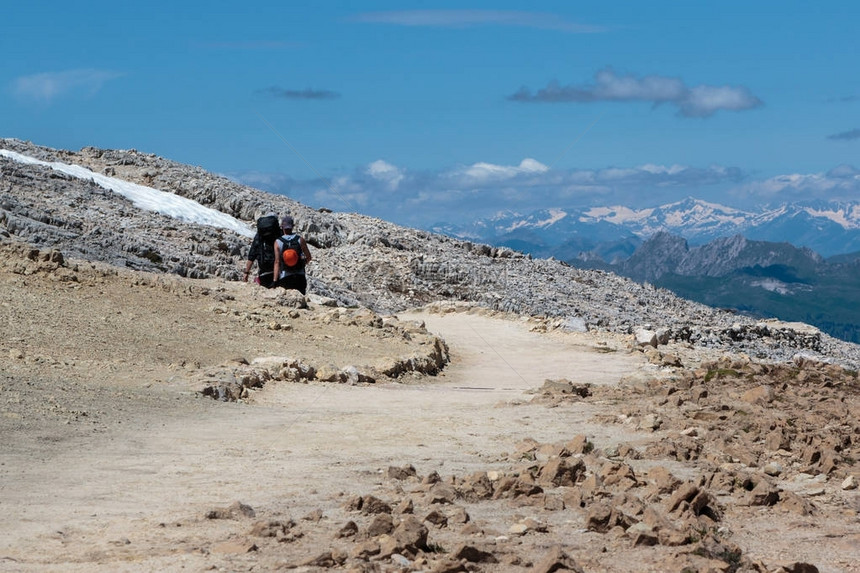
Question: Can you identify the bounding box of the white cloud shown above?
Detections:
[459,158,549,183]
[232,160,747,225]
[366,160,404,190]
[681,85,763,117]
[510,68,763,118]
[730,167,860,203]
[352,10,605,33]
[12,69,122,103]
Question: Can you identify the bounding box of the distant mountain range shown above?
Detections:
[612,232,860,344]
[435,198,860,344]
[435,197,860,259]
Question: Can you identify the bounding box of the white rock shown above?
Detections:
[763,462,783,476]
[635,329,658,348]
[638,414,662,431]
[842,475,857,490]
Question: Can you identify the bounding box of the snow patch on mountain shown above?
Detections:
[535,208,568,228]
[581,205,653,224]
[441,197,860,258]
[803,205,860,229]
[0,149,254,238]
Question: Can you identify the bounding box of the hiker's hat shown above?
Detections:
[281,216,294,229]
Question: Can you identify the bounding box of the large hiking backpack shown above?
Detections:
[255,215,280,272]
[278,234,305,273]
[256,215,280,239]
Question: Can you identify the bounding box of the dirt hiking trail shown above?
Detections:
[2,309,648,572]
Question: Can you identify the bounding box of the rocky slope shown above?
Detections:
[2,138,860,369]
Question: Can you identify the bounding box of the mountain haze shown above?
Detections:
[440,198,860,258]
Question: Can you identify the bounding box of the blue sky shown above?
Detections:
[3,1,859,226]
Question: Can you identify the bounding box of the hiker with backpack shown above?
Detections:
[243,214,281,288]
[273,215,312,295]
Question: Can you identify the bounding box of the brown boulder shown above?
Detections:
[537,458,586,487]
[528,545,584,573]
[493,476,544,499]
[361,495,393,514]
[745,480,780,507]
[424,510,448,528]
[458,471,495,501]
[585,502,634,533]
[210,539,257,554]
[387,464,418,480]
[565,434,593,454]
[205,501,255,520]
[364,513,394,537]
[599,461,638,489]
[452,543,498,564]
[647,466,681,495]
[741,384,774,404]
[391,515,429,556]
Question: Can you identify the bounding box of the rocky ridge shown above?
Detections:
[2,138,860,369]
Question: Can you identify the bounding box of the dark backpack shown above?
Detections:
[255,216,280,271]
[256,215,280,240]
[278,234,305,272]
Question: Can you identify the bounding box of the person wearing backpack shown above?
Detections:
[273,215,312,294]
[243,214,281,288]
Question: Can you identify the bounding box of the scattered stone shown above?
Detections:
[336,520,358,538]
[389,516,429,555]
[396,497,414,514]
[772,562,820,573]
[424,510,448,528]
[842,475,858,490]
[452,543,498,564]
[565,434,593,454]
[745,480,780,507]
[365,514,394,537]
[302,508,324,522]
[210,539,257,554]
[387,464,418,480]
[528,545,584,573]
[359,495,392,515]
[205,501,255,520]
[638,414,662,431]
[449,506,470,524]
[537,458,586,487]
[585,502,633,533]
[741,384,775,404]
[541,378,591,397]
[763,462,784,476]
[647,466,681,495]
[429,557,469,573]
[635,329,658,348]
[249,519,295,538]
[299,549,348,568]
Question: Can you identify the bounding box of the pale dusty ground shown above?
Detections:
[1,246,858,572]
